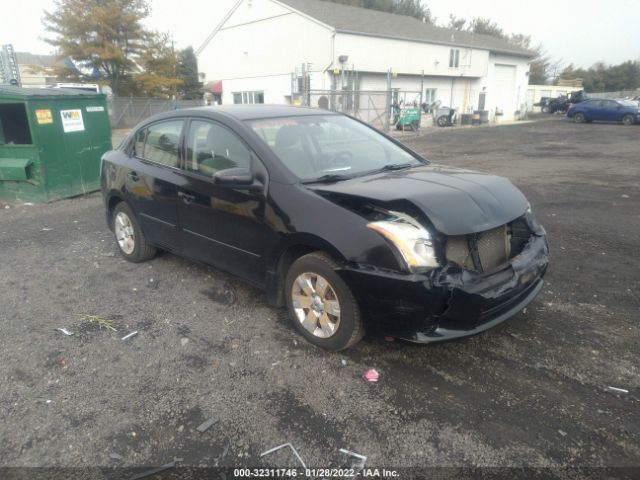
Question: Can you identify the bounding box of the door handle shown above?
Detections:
[178,191,195,204]
[127,171,139,182]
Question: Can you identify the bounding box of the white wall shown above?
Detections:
[480,53,531,121]
[335,32,490,78]
[198,0,333,84]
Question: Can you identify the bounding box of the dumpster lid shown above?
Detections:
[0,86,104,100]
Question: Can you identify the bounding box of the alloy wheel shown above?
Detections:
[291,272,341,338]
[115,212,135,254]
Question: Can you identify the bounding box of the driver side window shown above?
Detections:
[185,120,252,177]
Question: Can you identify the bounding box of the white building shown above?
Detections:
[197,0,534,122]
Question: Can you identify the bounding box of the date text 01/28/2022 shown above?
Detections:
[233,468,399,477]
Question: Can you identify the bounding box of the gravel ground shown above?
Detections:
[0,115,638,478]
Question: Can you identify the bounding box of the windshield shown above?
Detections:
[247,115,424,182]
[618,100,638,107]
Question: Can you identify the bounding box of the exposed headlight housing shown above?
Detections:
[367,211,439,271]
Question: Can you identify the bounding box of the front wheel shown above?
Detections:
[574,112,586,123]
[284,252,364,350]
[112,202,157,262]
[622,114,635,126]
[436,115,448,127]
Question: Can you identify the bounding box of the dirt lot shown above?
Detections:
[1,116,638,478]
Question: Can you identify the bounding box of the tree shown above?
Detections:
[467,17,505,38]
[323,0,432,21]
[574,61,640,92]
[177,47,203,99]
[447,14,466,31]
[135,32,183,98]
[43,0,149,95]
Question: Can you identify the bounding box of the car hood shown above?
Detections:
[307,165,529,236]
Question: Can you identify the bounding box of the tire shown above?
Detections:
[436,115,448,127]
[622,114,635,126]
[112,202,157,263]
[574,112,586,124]
[284,252,364,351]
[541,106,549,113]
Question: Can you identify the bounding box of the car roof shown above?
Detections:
[178,104,336,121]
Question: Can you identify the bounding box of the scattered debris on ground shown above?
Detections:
[260,443,306,468]
[363,368,380,383]
[78,314,117,331]
[196,417,218,433]
[56,328,74,336]
[339,448,367,470]
[606,386,629,394]
[121,331,138,341]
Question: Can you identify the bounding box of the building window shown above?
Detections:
[449,49,460,68]
[233,91,265,104]
[424,88,437,105]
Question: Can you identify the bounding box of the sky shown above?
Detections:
[2,0,639,70]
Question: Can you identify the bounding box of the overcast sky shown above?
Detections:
[3,0,639,69]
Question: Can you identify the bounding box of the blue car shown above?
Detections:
[567,99,640,125]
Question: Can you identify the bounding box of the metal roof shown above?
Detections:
[278,0,535,57]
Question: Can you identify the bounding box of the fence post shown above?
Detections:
[384,69,392,132]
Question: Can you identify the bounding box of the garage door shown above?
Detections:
[494,64,517,119]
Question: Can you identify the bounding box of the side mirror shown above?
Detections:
[213,167,255,187]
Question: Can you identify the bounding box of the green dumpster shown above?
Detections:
[0,86,112,202]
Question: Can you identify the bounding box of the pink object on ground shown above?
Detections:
[363,368,380,383]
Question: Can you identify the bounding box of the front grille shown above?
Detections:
[445,216,532,273]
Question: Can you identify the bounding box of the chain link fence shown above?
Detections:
[109,97,203,129]
[294,89,425,131]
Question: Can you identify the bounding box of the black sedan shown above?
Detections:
[100,105,548,350]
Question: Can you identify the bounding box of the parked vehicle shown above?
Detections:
[436,107,458,127]
[534,97,551,113]
[101,105,549,350]
[547,90,587,114]
[567,99,640,125]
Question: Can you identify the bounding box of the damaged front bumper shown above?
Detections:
[339,228,549,344]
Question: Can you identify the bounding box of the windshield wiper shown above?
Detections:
[376,162,415,172]
[302,173,352,184]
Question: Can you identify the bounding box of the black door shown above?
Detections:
[126,119,184,250]
[175,119,270,286]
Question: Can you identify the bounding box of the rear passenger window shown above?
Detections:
[143,120,183,168]
[185,120,252,177]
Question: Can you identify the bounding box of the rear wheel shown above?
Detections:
[112,202,157,263]
[284,252,364,350]
[622,114,635,126]
[436,115,448,127]
[574,112,586,123]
